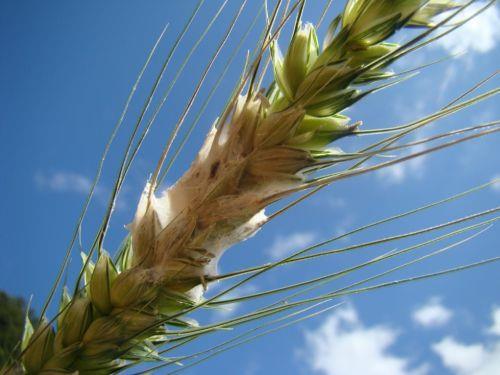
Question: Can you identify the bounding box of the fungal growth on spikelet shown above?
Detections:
[17,1,472,373]
[127,0,460,295]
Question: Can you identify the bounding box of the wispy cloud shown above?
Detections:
[432,306,500,375]
[302,305,429,375]
[433,3,500,55]
[243,361,260,375]
[267,231,317,260]
[34,170,128,211]
[377,144,427,185]
[325,197,347,209]
[208,283,257,320]
[393,99,427,123]
[491,176,500,193]
[412,297,453,328]
[382,101,429,185]
[333,214,356,242]
[437,65,457,102]
[35,171,96,195]
[487,306,500,336]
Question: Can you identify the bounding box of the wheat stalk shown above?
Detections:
[7,0,499,374]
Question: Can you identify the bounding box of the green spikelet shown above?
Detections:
[23,321,55,374]
[110,268,159,309]
[283,22,319,96]
[90,252,118,315]
[59,298,93,347]
[342,0,425,47]
[409,0,460,27]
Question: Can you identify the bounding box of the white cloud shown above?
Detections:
[433,306,500,375]
[412,297,453,328]
[487,307,500,336]
[432,337,487,374]
[491,176,500,193]
[437,65,457,102]
[208,283,257,320]
[35,171,95,194]
[433,4,500,55]
[377,144,427,185]
[34,170,129,210]
[432,337,500,375]
[267,231,317,260]
[302,305,429,375]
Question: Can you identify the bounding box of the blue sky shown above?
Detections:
[0,1,499,374]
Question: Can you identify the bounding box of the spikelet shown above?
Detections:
[109,268,159,308]
[59,298,93,347]
[22,321,54,374]
[90,252,117,315]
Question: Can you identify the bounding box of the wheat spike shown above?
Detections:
[13,1,499,374]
